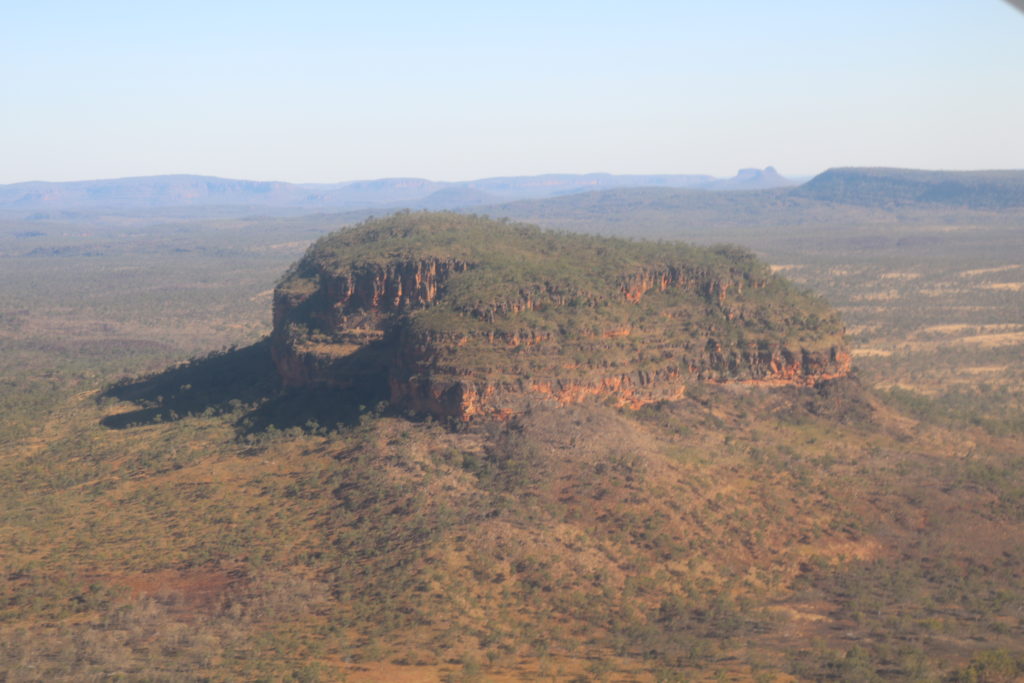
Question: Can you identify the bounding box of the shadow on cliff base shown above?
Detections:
[99,339,389,435]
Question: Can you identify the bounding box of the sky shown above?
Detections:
[2,0,1022,184]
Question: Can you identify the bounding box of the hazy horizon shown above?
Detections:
[8,166,1024,188]
[4,167,792,186]
[3,1,1022,185]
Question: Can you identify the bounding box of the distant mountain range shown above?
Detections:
[470,168,1024,255]
[0,168,794,213]
[4,167,1023,219]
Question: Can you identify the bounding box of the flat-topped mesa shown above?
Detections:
[272,211,850,421]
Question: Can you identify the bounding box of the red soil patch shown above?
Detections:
[109,568,245,610]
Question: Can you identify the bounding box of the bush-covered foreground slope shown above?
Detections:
[2,345,1024,681]
[2,213,1024,681]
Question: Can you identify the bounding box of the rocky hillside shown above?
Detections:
[272,212,849,421]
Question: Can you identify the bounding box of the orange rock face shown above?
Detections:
[273,253,851,423]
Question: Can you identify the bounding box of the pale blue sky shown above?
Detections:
[2,0,1022,183]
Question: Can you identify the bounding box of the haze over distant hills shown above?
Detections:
[791,167,1024,209]
[0,167,793,213]
[5,166,1023,258]
[4,167,1024,222]
[467,167,1024,244]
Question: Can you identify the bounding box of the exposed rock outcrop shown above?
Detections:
[272,212,850,422]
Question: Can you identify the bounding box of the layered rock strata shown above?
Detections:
[272,212,850,421]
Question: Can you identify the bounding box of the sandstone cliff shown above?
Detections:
[272,212,850,421]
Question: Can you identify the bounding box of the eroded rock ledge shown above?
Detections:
[272,212,850,421]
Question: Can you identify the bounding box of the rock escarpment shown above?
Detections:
[272,212,850,421]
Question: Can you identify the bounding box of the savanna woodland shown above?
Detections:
[2,169,1024,681]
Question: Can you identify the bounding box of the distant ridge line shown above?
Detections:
[5,167,1023,214]
[791,167,1024,209]
[0,168,793,212]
